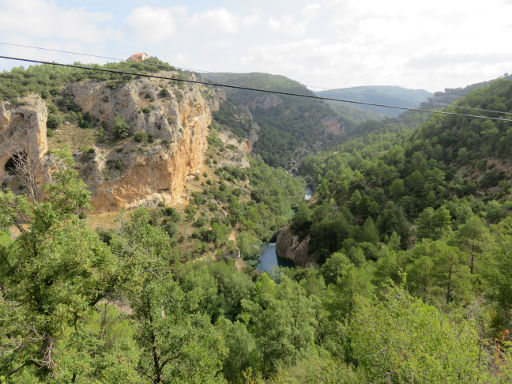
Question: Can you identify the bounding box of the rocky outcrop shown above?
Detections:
[247,94,283,110]
[65,73,211,211]
[275,225,318,267]
[0,73,213,212]
[0,95,48,191]
[321,116,344,135]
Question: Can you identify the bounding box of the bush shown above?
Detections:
[140,106,151,114]
[113,115,130,139]
[47,104,58,114]
[477,159,487,172]
[46,113,61,129]
[159,88,170,98]
[161,207,181,222]
[480,169,506,188]
[107,159,123,171]
[78,112,92,128]
[134,131,146,143]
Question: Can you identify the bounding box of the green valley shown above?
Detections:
[1,58,512,384]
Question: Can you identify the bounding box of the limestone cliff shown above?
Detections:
[275,225,318,267]
[0,73,213,212]
[64,73,211,211]
[0,95,48,191]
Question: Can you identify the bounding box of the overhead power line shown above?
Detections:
[3,41,512,118]
[0,42,123,62]
[421,100,512,116]
[0,41,209,73]
[1,55,512,123]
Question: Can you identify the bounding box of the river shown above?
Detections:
[304,186,312,201]
[256,187,312,272]
[256,243,295,273]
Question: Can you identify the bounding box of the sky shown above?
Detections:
[0,0,511,92]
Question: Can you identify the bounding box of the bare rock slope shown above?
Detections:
[0,95,48,191]
[1,73,213,212]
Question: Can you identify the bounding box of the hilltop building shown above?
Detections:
[129,52,148,61]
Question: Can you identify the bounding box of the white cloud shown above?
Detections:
[189,9,240,34]
[0,0,118,44]
[125,6,182,44]
[302,3,321,16]
[242,13,261,27]
[2,0,512,91]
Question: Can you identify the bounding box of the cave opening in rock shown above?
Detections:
[4,152,27,176]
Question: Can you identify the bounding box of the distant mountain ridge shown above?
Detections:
[203,72,350,169]
[316,85,433,119]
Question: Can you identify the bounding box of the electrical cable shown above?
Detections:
[0,41,123,62]
[3,41,512,117]
[1,55,512,122]
[0,41,209,74]
[420,100,512,115]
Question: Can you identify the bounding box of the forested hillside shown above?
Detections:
[204,72,350,169]
[1,59,512,383]
[294,78,512,261]
[316,85,432,118]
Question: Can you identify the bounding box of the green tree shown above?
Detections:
[110,209,226,383]
[416,206,452,240]
[456,215,490,274]
[321,252,351,286]
[360,217,379,243]
[406,240,472,306]
[216,318,257,383]
[389,178,405,199]
[350,285,486,383]
[0,153,117,381]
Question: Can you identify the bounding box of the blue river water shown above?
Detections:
[304,186,312,201]
[256,243,295,273]
[256,188,312,272]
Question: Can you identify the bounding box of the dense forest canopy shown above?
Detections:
[1,61,512,383]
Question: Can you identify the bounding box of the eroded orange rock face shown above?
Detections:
[63,75,212,212]
[0,95,48,190]
[0,75,211,212]
[89,97,210,211]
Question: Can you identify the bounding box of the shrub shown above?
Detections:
[480,169,506,188]
[159,88,170,98]
[78,112,91,128]
[46,113,61,129]
[161,207,181,222]
[140,106,151,114]
[97,125,105,141]
[134,131,146,143]
[107,159,123,171]
[47,104,58,114]
[477,159,487,172]
[113,115,130,139]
